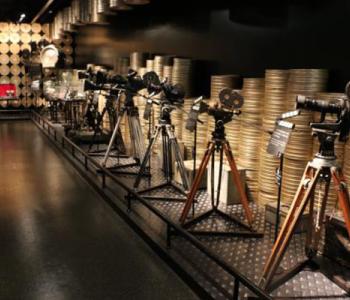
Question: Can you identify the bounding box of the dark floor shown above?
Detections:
[0,120,198,300]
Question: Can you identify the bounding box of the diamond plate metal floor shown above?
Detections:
[66,131,350,299]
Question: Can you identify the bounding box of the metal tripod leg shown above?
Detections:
[180,142,215,224]
[166,125,190,191]
[162,128,170,181]
[259,164,321,291]
[102,109,125,167]
[88,106,106,152]
[128,113,146,162]
[331,167,350,237]
[307,176,330,257]
[223,141,253,226]
[133,125,161,189]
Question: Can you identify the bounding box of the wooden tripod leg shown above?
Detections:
[260,165,321,290]
[179,142,215,225]
[331,167,350,238]
[223,142,253,225]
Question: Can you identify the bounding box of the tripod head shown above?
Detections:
[295,82,350,142]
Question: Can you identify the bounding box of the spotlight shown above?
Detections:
[18,13,26,23]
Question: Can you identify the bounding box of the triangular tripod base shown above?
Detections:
[97,166,151,176]
[137,181,187,202]
[98,162,151,176]
[183,208,264,238]
[266,259,318,293]
[93,153,150,176]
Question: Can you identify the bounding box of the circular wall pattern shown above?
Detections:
[0,54,10,64]
[31,33,41,43]
[0,76,10,83]
[20,33,31,44]
[9,32,20,43]
[0,32,9,43]
[10,65,21,76]
[9,23,19,32]
[10,54,20,65]
[0,65,10,75]
[0,23,9,32]
[20,24,31,33]
[31,23,42,33]
[0,43,9,53]
[9,43,20,54]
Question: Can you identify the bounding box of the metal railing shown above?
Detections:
[31,111,272,300]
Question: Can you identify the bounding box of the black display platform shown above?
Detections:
[37,116,350,299]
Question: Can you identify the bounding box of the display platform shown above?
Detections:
[34,114,350,300]
[90,148,350,299]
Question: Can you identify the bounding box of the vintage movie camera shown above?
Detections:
[80,68,145,96]
[186,88,244,133]
[142,71,185,120]
[295,83,350,142]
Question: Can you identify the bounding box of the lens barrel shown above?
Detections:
[296,95,343,114]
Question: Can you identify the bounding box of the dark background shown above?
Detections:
[72,0,350,96]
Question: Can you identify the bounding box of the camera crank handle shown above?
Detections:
[193,96,204,105]
[197,118,204,125]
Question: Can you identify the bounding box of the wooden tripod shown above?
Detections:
[179,137,259,236]
[259,134,350,292]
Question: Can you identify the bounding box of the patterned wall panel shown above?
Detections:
[0,22,46,107]
[0,23,74,108]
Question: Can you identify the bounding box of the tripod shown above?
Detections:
[133,104,190,201]
[97,90,147,175]
[179,119,263,237]
[87,92,126,156]
[259,131,350,292]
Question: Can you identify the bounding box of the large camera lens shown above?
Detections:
[296,95,343,114]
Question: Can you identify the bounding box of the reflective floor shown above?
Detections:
[0,121,198,300]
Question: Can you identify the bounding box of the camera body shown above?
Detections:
[143,71,185,106]
[162,83,185,105]
[81,68,146,98]
[186,89,243,132]
[295,93,350,142]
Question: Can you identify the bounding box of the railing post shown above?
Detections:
[54,130,57,141]
[62,138,65,148]
[233,278,240,300]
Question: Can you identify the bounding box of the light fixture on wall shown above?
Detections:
[40,44,59,68]
[18,13,26,23]
[109,0,132,11]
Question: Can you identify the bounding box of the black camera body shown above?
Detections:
[186,89,244,133]
[143,71,185,105]
[296,92,350,142]
[162,83,185,105]
[81,68,146,98]
[208,106,235,126]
